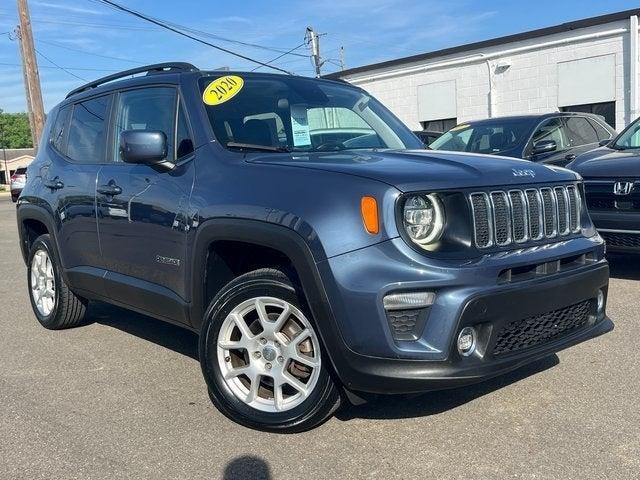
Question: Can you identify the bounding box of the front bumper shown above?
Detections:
[591,211,640,252]
[317,236,612,394]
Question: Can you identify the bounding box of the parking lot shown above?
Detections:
[0,194,638,480]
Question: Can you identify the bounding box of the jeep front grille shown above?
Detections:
[470,185,581,249]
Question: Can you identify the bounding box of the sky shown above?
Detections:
[0,0,639,112]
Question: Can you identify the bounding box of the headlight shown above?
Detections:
[403,194,445,246]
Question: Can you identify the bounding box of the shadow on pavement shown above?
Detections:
[607,253,640,281]
[88,300,560,423]
[223,455,272,480]
[336,354,559,421]
[88,301,199,361]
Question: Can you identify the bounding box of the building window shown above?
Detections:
[420,118,457,133]
[560,102,615,129]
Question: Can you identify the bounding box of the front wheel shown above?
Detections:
[199,268,341,433]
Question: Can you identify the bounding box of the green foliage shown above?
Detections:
[0,110,33,149]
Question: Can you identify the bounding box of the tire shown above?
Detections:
[27,234,88,330]
[199,268,341,433]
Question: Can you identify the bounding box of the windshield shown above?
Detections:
[429,119,532,154]
[612,118,640,150]
[198,74,423,152]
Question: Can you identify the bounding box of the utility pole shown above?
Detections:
[339,46,345,71]
[0,127,7,185]
[16,0,45,150]
[306,26,324,77]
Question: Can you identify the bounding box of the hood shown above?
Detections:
[570,147,640,178]
[247,149,578,192]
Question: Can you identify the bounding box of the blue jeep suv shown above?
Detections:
[16,63,613,432]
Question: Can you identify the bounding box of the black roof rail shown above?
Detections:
[65,62,199,98]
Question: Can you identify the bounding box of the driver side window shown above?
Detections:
[112,87,177,162]
[530,118,567,152]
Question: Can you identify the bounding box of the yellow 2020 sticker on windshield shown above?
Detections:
[450,124,470,132]
[202,75,244,106]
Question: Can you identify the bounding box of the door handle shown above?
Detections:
[97,182,122,196]
[44,178,64,190]
[564,153,576,161]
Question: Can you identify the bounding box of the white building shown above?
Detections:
[326,9,640,133]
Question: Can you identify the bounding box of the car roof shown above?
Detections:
[461,112,606,126]
[461,112,601,124]
[61,63,359,107]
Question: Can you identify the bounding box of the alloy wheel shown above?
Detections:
[30,249,56,317]
[217,297,321,413]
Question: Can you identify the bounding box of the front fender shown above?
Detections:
[189,218,332,328]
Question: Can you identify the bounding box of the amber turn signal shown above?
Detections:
[361,196,379,235]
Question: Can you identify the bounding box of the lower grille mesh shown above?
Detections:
[601,231,640,249]
[492,300,592,356]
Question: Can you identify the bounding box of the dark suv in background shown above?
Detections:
[430,113,615,167]
[16,63,612,432]
[569,115,640,253]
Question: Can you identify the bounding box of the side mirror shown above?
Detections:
[532,139,557,155]
[119,130,170,167]
[599,138,611,147]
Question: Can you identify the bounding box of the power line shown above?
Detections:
[83,0,307,57]
[92,0,298,72]
[37,39,144,64]
[33,47,87,81]
[0,13,159,31]
[31,18,153,31]
[251,42,307,72]
[0,61,118,72]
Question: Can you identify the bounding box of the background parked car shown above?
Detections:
[10,167,27,202]
[413,130,442,146]
[568,117,640,253]
[429,113,615,167]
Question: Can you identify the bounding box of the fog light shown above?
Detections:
[597,289,605,314]
[383,291,435,311]
[457,327,477,357]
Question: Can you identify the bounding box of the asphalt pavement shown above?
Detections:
[0,194,638,480]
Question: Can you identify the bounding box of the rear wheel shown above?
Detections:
[27,234,88,329]
[199,268,341,432]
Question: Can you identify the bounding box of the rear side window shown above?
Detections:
[564,117,598,146]
[588,118,612,141]
[67,96,111,163]
[50,105,71,153]
[112,87,177,162]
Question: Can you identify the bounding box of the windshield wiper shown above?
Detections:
[226,142,290,153]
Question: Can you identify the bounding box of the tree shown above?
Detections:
[0,109,33,148]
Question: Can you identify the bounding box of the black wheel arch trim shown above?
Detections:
[16,203,60,267]
[190,218,357,386]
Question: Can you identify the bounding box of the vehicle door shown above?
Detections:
[561,116,601,165]
[39,96,111,293]
[96,85,195,323]
[527,117,571,165]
